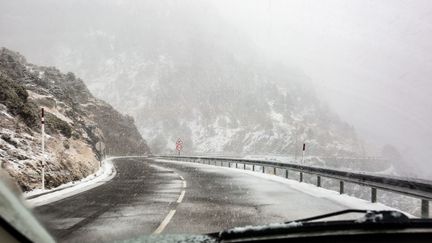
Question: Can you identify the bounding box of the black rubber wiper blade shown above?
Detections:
[215,210,410,239]
[285,209,410,224]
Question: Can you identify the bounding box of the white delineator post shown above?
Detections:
[41,108,45,190]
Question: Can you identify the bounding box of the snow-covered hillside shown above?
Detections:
[0,48,150,191]
[57,47,362,157]
[0,1,379,169]
[3,2,364,159]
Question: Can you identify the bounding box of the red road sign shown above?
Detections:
[176,138,183,151]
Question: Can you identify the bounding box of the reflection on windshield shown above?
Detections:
[0,172,55,243]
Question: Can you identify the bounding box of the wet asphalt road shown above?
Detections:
[34,157,348,242]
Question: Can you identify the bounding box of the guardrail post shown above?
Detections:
[158,156,432,212]
[371,188,377,203]
[339,181,344,194]
[421,200,429,218]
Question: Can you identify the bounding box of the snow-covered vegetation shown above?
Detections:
[4,2,368,162]
[0,48,150,191]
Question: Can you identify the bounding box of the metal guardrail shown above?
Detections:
[156,155,432,218]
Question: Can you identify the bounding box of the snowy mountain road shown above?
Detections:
[34,157,357,242]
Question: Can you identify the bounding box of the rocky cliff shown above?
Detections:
[0,48,150,191]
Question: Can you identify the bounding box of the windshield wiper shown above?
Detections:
[285,209,410,224]
[214,209,421,240]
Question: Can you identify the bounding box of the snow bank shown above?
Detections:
[24,157,116,207]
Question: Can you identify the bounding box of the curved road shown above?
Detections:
[35,157,350,242]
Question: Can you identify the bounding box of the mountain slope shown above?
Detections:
[0,48,150,191]
[0,1,367,165]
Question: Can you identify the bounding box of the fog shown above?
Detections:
[1,0,431,178]
[211,0,432,174]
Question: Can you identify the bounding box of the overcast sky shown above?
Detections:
[209,0,432,172]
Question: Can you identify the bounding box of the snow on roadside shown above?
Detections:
[155,159,414,217]
[24,157,116,207]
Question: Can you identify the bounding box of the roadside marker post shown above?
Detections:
[301,143,306,164]
[41,108,45,190]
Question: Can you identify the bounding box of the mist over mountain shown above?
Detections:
[1,1,375,167]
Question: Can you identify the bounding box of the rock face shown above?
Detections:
[0,48,150,191]
[24,2,364,158]
[0,1,372,165]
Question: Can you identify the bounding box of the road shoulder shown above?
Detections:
[24,157,116,207]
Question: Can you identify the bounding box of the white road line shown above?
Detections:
[153,173,186,234]
[153,209,176,234]
[177,190,186,203]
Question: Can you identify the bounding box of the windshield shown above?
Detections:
[0,0,431,242]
